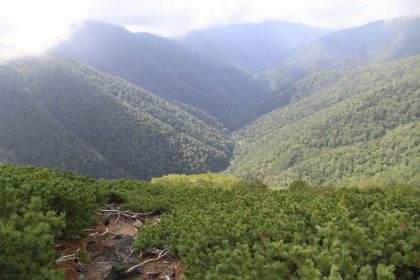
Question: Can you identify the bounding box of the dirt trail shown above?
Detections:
[56,205,184,280]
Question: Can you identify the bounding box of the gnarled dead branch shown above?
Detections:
[164,264,175,279]
[127,246,171,273]
[95,207,157,224]
[56,249,80,263]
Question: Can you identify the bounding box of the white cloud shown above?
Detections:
[0,0,87,62]
[103,0,420,35]
[0,0,419,62]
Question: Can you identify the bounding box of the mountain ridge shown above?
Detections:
[227,55,420,187]
[0,55,233,180]
[52,21,268,129]
[1,16,419,186]
[259,15,420,92]
[178,20,332,74]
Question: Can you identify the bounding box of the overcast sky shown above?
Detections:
[1,0,420,62]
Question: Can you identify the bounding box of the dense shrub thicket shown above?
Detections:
[134,179,420,279]
[1,164,419,279]
[0,164,105,279]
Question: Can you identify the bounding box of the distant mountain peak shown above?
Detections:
[178,20,332,74]
[52,20,268,129]
[259,15,420,91]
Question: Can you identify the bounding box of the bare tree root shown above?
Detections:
[95,206,157,225]
[127,246,171,273]
[164,264,175,279]
[56,249,80,263]
[87,227,118,239]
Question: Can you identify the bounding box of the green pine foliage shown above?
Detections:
[0,164,105,279]
[151,173,245,189]
[0,197,65,280]
[133,180,420,279]
[1,164,419,279]
[0,164,104,240]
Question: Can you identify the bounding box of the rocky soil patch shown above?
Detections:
[55,205,184,280]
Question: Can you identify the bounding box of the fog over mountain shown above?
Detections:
[178,21,332,74]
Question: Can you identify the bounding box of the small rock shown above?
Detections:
[113,234,124,240]
[115,235,134,247]
[104,262,143,280]
[100,235,136,263]
[104,215,113,225]
[133,220,142,229]
[87,240,98,252]
[91,263,99,271]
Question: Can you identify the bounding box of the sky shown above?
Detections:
[1,0,420,62]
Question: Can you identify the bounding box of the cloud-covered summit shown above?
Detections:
[1,0,419,62]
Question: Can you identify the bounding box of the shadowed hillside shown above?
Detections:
[0,56,233,179]
[53,21,268,129]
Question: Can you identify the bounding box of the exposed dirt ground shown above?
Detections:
[55,205,185,280]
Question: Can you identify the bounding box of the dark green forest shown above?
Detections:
[227,55,420,187]
[0,56,233,180]
[1,165,419,279]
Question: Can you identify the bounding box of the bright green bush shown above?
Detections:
[0,164,105,279]
[1,164,419,279]
[133,182,420,279]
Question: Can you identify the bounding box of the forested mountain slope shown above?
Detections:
[53,21,268,129]
[227,55,420,187]
[260,15,420,92]
[178,21,332,74]
[0,56,233,180]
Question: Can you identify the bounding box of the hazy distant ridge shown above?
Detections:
[178,21,332,74]
[260,16,420,91]
[53,21,268,129]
